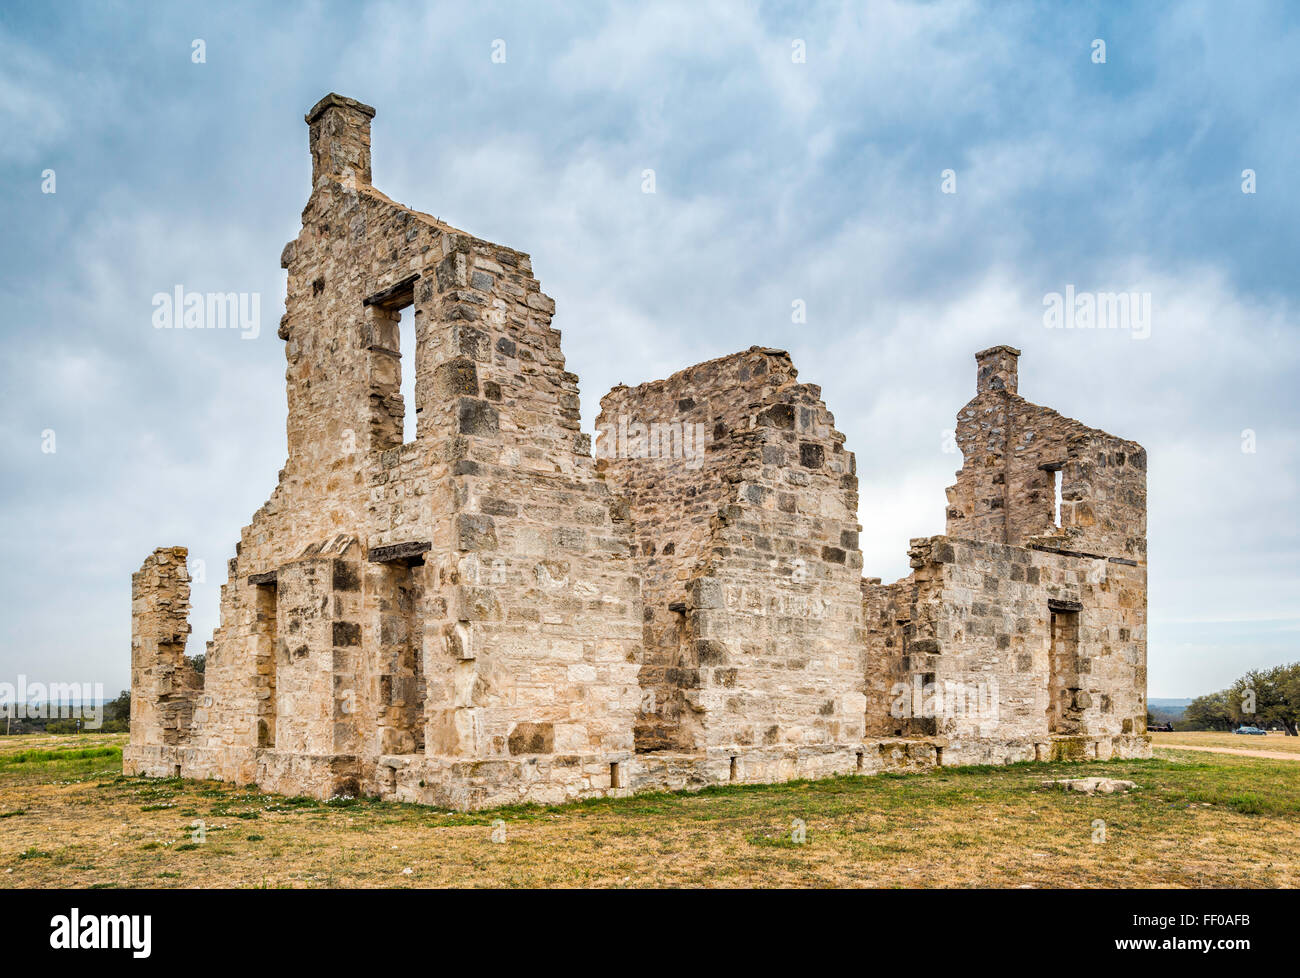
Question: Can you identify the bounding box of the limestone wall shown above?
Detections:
[946,346,1147,560]
[129,548,200,749]
[864,535,1148,763]
[128,94,642,798]
[597,348,865,754]
[125,93,1150,808]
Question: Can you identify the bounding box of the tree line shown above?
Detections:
[1182,662,1300,735]
[3,690,130,735]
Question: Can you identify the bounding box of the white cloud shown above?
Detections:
[0,1,1297,702]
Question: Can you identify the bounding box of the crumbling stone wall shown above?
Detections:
[864,536,1148,763]
[129,547,200,748]
[125,94,1149,808]
[946,345,1147,560]
[597,348,865,757]
[126,94,642,803]
[862,575,920,738]
[864,346,1149,764]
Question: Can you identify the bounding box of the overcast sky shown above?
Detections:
[2,1,1297,700]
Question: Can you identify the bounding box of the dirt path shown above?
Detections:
[1155,743,1300,762]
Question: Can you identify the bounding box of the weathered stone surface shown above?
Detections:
[126,94,643,805]
[129,547,200,748]
[860,346,1149,765]
[1045,777,1138,794]
[597,348,864,754]
[124,95,1150,810]
[946,345,1147,560]
[367,541,431,564]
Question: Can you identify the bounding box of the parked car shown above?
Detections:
[1233,726,1268,735]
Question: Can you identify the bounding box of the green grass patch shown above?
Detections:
[747,831,811,848]
[0,746,121,767]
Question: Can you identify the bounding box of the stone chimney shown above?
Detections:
[974,345,1020,395]
[306,93,376,188]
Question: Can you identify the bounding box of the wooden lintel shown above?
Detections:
[362,274,419,309]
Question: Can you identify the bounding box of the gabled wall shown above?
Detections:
[945,345,1147,560]
[126,94,643,802]
[864,345,1148,763]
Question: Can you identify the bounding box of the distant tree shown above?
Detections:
[1231,664,1299,736]
[1283,665,1300,735]
[1182,663,1300,735]
[100,690,131,733]
[188,654,205,675]
[1182,690,1234,731]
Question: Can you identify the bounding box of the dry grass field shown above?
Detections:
[1152,730,1300,757]
[1,732,1297,888]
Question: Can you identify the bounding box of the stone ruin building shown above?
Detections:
[125,94,1150,809]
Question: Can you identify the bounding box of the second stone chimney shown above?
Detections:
[975,345,1020,394]
[306,93,376,188]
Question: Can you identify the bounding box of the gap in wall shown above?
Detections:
[399,306,416,444]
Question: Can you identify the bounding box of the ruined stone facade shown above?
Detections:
[125,95,1149,809]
